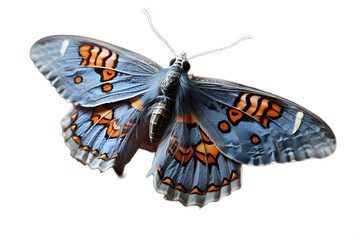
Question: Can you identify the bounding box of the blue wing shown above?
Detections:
[148,111,241,207]
[187,76,336,166]
[61,97,148,174]
[30,35,164,107]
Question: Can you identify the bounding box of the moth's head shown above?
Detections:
[169,52,190,73]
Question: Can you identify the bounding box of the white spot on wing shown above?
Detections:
[292,111,304,134]
[60,39,70,56]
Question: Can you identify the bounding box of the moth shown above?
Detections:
[30,10,336,207]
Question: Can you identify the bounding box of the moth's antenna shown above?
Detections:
[188,36,252,60]
[142,9,177,57]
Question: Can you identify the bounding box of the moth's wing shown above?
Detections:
[30,35,164,107]
[147,112,241,207]
[188,76,336,165]
[61,96,148,175]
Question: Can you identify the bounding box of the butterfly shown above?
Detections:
[30,11,336,207]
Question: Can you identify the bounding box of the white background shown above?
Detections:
[1,0,359,239]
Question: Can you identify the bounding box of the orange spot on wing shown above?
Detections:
[268,102,282,119]
[130,97,144,111]
[168,137,193,163]
[105,51,118,68]
[174,146,193,163]
[237,93,250,109]
[79,45,91,65]
[162,178,174,188]
[79,45,91,53]
[111,154,119,159]
[91,150,99,156]
[247,95,262,115]
[222,179,230,186]
[91,105,113,125]
[107,121,121,138]
[219,122,229,131]
[80,146,89,151]
[194,129,219,165]
[98,154,107,160]
[272,103,282,112]
[208,185,220,192]
[105,121,133,139]
[95,48,110,66]
[102,83,113,92]
[253,99,270,122]
[199,130,211,143]
[190,187,204,195]
[251,135,260,144]
[228,109,243,124]
[70,125,76,131]
[102,69,116,81]
[230,172,238,181]
[195,142,219,165]
[88,46,100,66]
[71,113,78,122]
[74,76,82,84]
[176,185,186,192]
[218,121,231,133]
[72,135,81,144]
[267,109,279,118]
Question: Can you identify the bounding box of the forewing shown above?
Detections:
[30,35,163,106]
[61,97,148,174]
[189,76,336,165]
[148,112,241,207]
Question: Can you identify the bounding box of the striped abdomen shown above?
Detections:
[149,67,181,144]
[149,99,173,144]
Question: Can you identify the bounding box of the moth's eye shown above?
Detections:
[169,58,176,66]
[182,60,190,72]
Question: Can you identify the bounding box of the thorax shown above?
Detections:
[159,67,181,99]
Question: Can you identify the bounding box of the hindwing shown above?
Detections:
[61,97,147,174]
[148,112,241,207]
